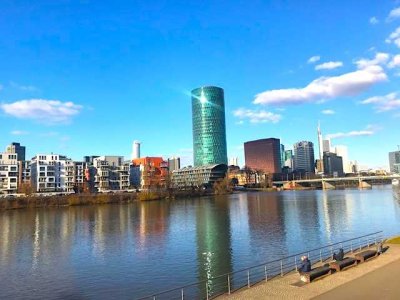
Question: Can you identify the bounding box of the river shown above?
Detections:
[0,186,399,299]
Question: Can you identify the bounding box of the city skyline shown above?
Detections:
[1,1,399,169]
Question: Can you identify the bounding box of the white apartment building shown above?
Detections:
[92,156,129,192]
[30,154,75,193]
[0,152,19,194]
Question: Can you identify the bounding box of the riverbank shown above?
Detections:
[218,238,400,299]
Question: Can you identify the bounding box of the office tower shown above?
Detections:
[293,141,315,173]
[244,138,281,174]
[334,145,351,174]
[284,150,293,169]
[317,123,323,161]
[322,139,331,153]
[323,152,344,177]
[280,144,285,169]
[168,157,181,171]
[228,157,239,166]
[389,150,400,173]
[132,141,141,160]
[191,86,227,166]
[5,142,25,161]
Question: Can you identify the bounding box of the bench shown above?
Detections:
[301,266,332,283]
[355,250,378,263]
[329,257,357,272]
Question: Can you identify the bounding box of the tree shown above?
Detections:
[18,182,33,196]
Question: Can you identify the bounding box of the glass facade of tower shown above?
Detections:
[192,86,228,166]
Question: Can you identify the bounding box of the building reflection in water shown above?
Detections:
[196,196,233,298]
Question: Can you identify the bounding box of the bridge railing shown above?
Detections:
[136,231,383,300]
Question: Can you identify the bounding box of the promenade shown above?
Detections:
[218,243,400,299]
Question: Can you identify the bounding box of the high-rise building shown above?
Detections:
[280,144,285,169]
[317,123,323,161]
[322,139,331,153]
[5,142,26,161]
[132,141,141,160]
[293,141,315,173]
[389,150,400,173]
[323,152,344,177]
[284,149,293,170]
[335,145,351,174]
[191,86,227,166]
[244,138,281,174]
[168,157,181,171]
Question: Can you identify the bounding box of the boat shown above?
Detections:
[392,179,399,186]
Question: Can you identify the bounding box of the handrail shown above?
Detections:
[136,231,383,300]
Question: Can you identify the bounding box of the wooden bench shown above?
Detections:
[329,257,357,272]
[301,266,332,283]
[355,250,378,263]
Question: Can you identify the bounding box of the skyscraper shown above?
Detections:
[5,142,25,161]
[191,86,227,166]
[334,145,350,174]
[244,138,281,174]
[293,141,315,173]
[389,150,400,173]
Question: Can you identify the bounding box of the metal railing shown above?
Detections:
[136,231,383,300]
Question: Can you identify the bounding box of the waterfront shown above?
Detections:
[0,186,399,299]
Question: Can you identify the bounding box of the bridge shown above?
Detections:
[273,175,400,190]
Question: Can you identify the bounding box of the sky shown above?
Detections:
[1,0,400,169]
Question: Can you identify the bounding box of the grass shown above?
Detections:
[386,236,400,244]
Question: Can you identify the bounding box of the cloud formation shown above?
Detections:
[326,129,374,139]
[253,65,387,106]
[307,56,320,64]
[233,108,282,123]
[10,130,29,135]
[0,99,83,124]
[354,52,389,69]
[388,7,400,21]
[369,16,379,24]
[321,109,335,115]
[361,92,400,112]
[385,26,400,48]
[388,54,400,68]
[315,61,343,70]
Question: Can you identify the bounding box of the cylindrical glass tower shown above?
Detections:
[191,86,228,166]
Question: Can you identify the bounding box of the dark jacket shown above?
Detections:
[299,258,311,273]
[333,248,344,261]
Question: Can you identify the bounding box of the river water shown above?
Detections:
[0,186,399,299]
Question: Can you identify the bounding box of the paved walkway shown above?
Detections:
[218,244,400,300]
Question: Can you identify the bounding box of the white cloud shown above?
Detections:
[315,61,343,70]
[0,99,83,124]
[253,65,387,106]
[388,7,400,21]
[326,128,375,139]
[10,130,29,135]
[388,54,400,68]
[10,81,38,92]
[321,109,335,115]
[369,16,379,24]
[354,52,390,69]
[307,56,320,64]
[361,92,400,112]
[233,108,282,123]
[385,26,400,48]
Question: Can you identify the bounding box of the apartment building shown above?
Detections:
[30,154,75,193]
[92,156,129,192]
[0,152,19,194]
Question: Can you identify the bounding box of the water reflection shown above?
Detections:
[0,186,399,299]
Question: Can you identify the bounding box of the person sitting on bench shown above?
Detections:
[298,255,311,273]
[333,248,344,261]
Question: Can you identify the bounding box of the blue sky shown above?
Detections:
[1,1,400,169]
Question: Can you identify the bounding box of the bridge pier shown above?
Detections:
[358,180,372,189]
[322,181,335,190]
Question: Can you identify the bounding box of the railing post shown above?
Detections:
[227,275,231,295]
[181,288,184,300]
[265,265,268,282]
[350,240,353,252]
[206,282,209,300]
[320,249,322,262]
[330,246,333,258]
[153,296,156,300]
[280,260,283,276]
[295,256,298,271]
[359,238,362,251]
[247,270,250,288]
